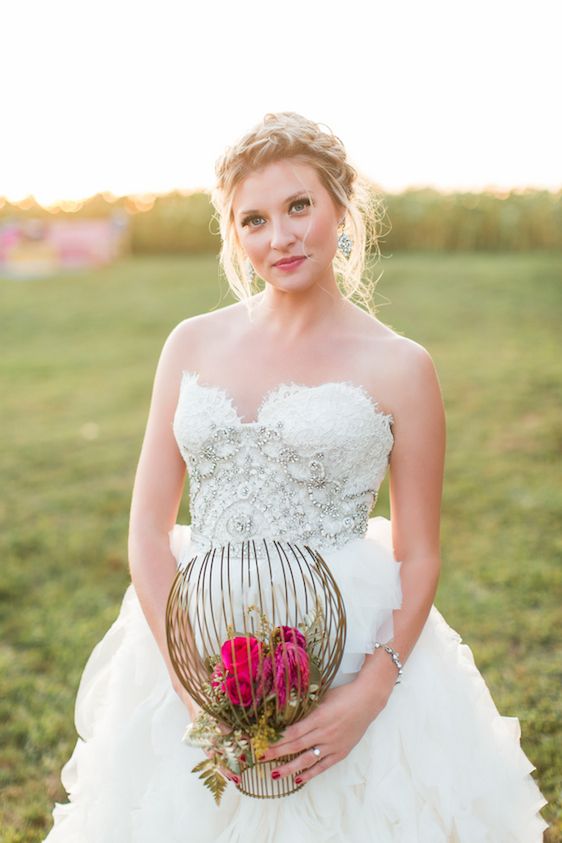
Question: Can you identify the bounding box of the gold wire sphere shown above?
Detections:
[165,537,347,798]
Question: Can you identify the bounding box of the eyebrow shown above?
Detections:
[238,191,313,218]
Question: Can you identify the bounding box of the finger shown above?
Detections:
[263,729,324,762]
[283,716,318,741]
[261,723,313,756]
[293,754,335,784]
[272,749,326,779]
[271,746,328,779]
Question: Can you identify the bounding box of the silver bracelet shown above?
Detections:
[373,642,403,685]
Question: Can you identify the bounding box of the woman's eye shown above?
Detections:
[241,197,311,228]
[243,215,264,228]
[291,198,311,213]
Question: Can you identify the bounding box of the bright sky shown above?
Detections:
[2,0,560,207]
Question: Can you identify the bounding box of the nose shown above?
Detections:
[269,216,296,251]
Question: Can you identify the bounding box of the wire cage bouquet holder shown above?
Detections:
[166,537,347,803]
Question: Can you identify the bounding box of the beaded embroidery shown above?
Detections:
[172,371,394,553]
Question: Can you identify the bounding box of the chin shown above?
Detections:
[263,271,315,289]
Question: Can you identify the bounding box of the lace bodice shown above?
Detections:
[172,371,394,553]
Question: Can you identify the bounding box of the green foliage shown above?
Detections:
[191,757,228,806]
[384,187,562,251]
[0,252,559,838]
[129,191,218,254]
[1,186,561,253]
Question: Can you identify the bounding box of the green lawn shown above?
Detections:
[1,252,560,840]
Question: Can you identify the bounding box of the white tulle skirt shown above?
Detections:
[43,516,549,842]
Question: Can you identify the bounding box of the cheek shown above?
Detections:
[246,234,270,260]
[239,231,262,255]
[303,216,337,254]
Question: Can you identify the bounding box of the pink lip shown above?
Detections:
[274,256,306,269]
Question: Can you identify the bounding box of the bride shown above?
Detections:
[44,111,549,841]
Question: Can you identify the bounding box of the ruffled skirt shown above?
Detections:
[43,516,549,842]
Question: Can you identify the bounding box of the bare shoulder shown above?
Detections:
[349,305,437,376]
[382,331,439,381]
[349,306,444,421]
[379,330,446,438]
[161,301,245,369]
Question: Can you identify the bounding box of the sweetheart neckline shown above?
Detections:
[180,369,394,427]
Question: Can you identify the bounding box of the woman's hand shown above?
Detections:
[259,678,389,785]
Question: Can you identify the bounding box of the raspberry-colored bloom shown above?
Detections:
[255,654,274,698]
[277,625,307,651]
[224,674,255,707]
[210,662,225,690]
[221,636,263,679]
[218,635,276,708]
[274,642,310,707]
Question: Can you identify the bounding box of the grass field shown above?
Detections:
[1,251,560,840]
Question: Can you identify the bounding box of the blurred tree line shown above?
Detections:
[1,186,560,252]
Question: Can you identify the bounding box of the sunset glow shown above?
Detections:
[2,0,560,209]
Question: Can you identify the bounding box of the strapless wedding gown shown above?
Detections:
[43,371,549,842]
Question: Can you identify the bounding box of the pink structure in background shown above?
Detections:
[0,212,129,278]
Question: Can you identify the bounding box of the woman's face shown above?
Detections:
[232,158,344,291]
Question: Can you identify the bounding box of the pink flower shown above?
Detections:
[223,655,274,708]
[255,655,274,699]
[210,662,226,691]
[274,642,310,707]
[217,635,276,709]
[224,674,255,708]
[221,635,263,679]
[276,625,307,651]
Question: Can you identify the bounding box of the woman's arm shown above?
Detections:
[355,340,446,710]
[127,320,197,716]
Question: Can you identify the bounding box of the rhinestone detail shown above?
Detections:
[172,373,394,552]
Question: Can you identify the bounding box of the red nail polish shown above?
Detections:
[271,771,280,779]
[295,776,303,784]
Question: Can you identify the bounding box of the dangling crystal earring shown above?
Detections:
[245,258,256,282]
[337,223,353,259]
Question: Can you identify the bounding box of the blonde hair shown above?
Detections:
[210,111,387,316]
